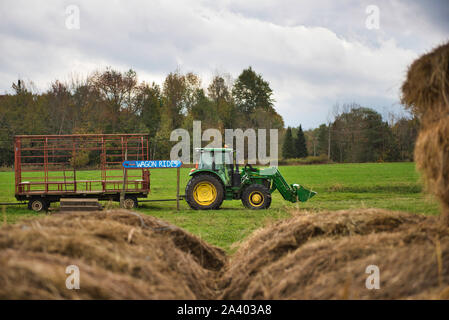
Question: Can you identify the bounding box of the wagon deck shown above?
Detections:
[14,134,150,210]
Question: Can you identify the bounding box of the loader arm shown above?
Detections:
[258,167,316,203]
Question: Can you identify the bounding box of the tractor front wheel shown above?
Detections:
[185,174,224,210]
[241,184,271,210]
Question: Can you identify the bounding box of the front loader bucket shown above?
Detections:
[294,184,317,202]
[262,167,317,203]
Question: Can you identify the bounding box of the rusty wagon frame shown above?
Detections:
[14,134,150,211]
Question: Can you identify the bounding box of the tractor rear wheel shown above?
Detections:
[241,184,271,210]
[185,174,224,210]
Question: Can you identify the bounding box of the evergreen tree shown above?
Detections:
[282,127,295,159]
[294,125,308,158]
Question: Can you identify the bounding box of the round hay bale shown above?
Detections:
[240,225,449,299]
[0,210,225,299]
[401,41,449,224]
[414,118,449,223]
[401,42,449,126]
[220,209,425,299]
[222,209,449,300]
[0,249,166,299]
[49,210,227,271]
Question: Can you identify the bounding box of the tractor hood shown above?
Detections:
[257,167,279,176]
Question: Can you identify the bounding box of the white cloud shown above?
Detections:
[0,0,447,128]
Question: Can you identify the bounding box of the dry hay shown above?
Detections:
[3,208,449,299]
[220,209,449,300]
[401,42,449,125]
[414,118,449,223]
[0,249,160,299]
[0,209,225,299]
[401,41,449,223]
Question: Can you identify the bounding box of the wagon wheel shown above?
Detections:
[28,198,49,213]
[123,196,138,209]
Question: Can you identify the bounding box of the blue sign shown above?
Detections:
[122,160,182,168]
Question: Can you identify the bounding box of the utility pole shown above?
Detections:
[176,167,180,211]
[327,103,340,161]
[120,139,128,208]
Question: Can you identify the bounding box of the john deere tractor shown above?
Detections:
[185,148,316,210]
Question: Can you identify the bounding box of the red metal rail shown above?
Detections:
[14,134,150,199]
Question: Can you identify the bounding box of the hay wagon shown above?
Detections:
[14,134,150,212]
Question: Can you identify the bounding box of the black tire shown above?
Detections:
[123,195,138,209]
[28,197,49,213]
[241,184,271,210]
[185,174,224,210]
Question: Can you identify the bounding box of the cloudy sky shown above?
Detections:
[1,0,448,128]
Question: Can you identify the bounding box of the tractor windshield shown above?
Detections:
[197,150,233,170]
[198,151,214,169]
[224,152,232,166]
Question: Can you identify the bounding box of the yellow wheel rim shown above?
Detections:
[249,191,264,207]
[193,182,217,206]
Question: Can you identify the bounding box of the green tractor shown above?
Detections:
[185,148,316,210]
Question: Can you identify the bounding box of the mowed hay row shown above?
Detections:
[220,209,449,300]
[0,210,226,299]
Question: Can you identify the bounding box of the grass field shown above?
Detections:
[0,162,440,252]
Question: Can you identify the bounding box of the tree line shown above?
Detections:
[0,67,284,166]
[296,104,418,163]
[0,67,418,166]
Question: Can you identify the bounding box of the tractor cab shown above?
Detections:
[191,148,241,187]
